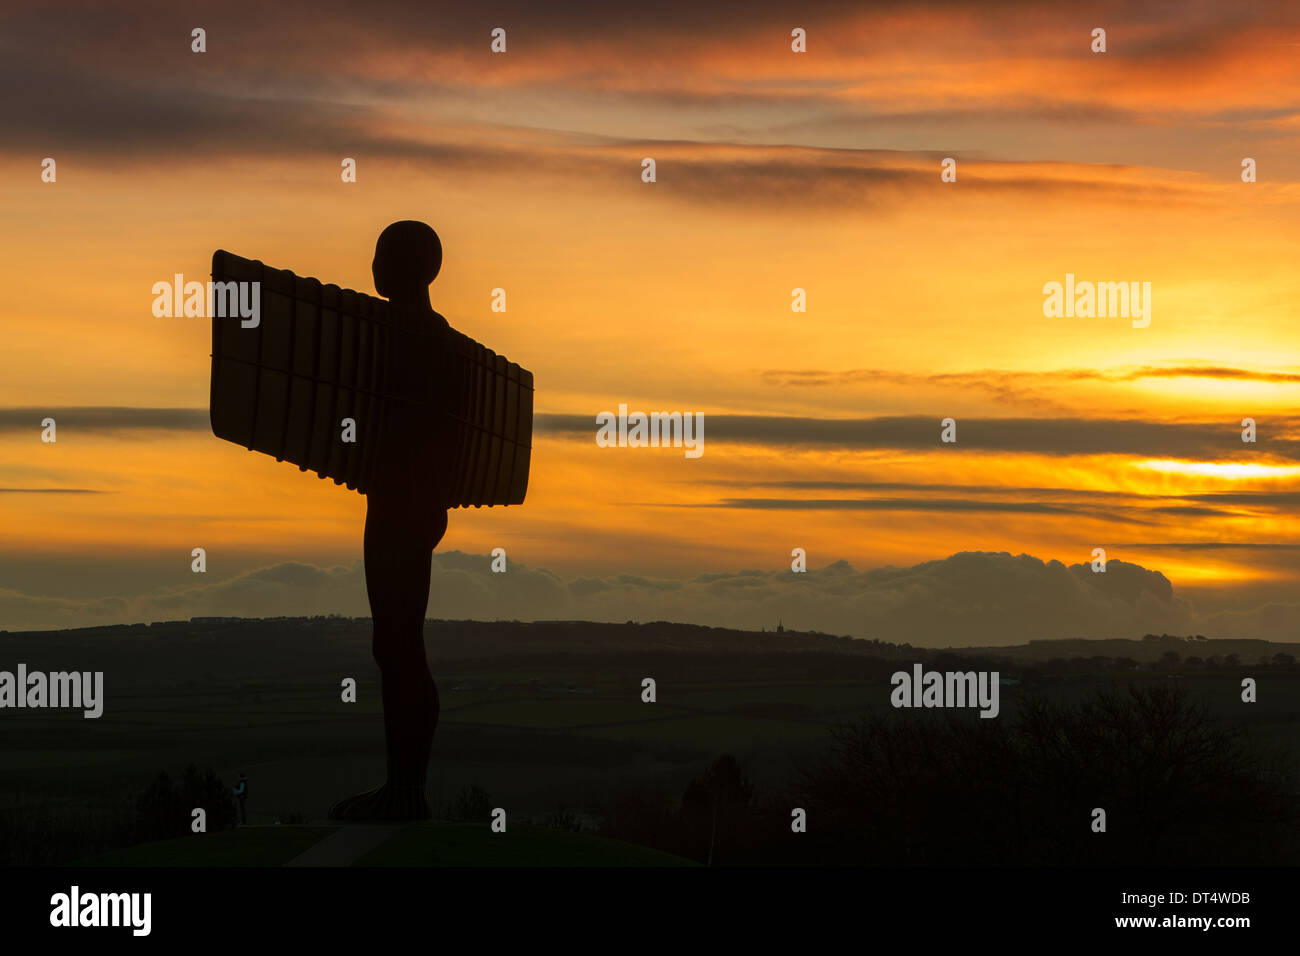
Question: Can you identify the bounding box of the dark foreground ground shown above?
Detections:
[75,822,694,866]
[2,618,1297,865]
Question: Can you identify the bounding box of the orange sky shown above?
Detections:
[0,0,1297,635]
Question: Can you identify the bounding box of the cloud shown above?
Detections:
[10,406,1296,463]
[759,364,1300,412]
[761,363,1300,389]
[3,1,1285,207]
[4,548,1295,645]
[0,488,104,494]
[7,0,1298,126]
[539,413,1300,460]
[1182,492,1300,507]
[1123,541,1300,551]
[677,481,1300,524]
[700,497,1096,517]
[613,147,1205,210]
[708,479,1133,499]
[1124,365,1300,384]
[0,407,208,433]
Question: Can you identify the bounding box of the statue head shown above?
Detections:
[372,220,442,299]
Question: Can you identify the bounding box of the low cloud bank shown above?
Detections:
[3,550,1294,645]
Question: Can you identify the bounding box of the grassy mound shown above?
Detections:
[71,823,694,867]
[75,826,335,866]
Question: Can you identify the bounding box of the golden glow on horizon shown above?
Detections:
[1133,461,1300,480]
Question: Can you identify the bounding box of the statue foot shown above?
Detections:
[328,784,431,822]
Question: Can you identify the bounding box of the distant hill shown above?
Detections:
[962,634,1297,664]
[2,618,1296,684]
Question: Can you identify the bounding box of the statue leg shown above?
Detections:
[329,495,447,821]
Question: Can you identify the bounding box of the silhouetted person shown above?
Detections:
[233,772,248,824]
[329,221,452,821]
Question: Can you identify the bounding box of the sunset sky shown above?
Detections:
[1,0,1297,641]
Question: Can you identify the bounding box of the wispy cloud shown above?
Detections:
[17,407,1292,462]
[538,413,1300,459]
[689,497,1094,516]
[0,408,208,433]
[760,364,1300,412]
[0,488,104,494]
[1122,541,1300,551]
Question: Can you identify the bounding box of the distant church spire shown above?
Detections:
[777,619,784,633]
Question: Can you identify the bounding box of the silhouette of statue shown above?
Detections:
[208,222,533,821]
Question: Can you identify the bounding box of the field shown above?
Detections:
[2,617,1297,864]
